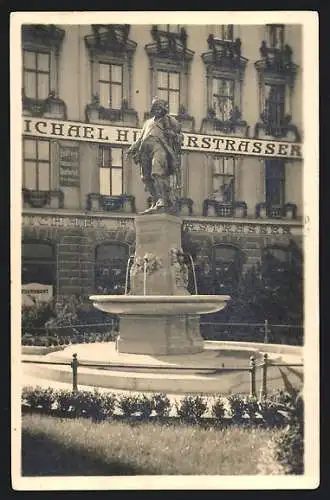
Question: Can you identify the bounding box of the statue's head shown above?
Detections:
[150,97,168,117]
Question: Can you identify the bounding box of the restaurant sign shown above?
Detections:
[22,282,53,307]
[23,117,303,160]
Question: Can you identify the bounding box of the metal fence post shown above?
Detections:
[260,353,268,399]
[71,353,79,392]
[249,356,256,398]
[264,319,269,343]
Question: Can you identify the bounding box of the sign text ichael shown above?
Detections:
[23,117,303,160]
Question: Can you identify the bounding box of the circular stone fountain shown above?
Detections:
[90,212,230,356]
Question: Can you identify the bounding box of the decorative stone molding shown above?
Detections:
[146,26,194,63]
[85,25,137,56]
[255,41,299,86]
[254,112,301,142]
[22,189,64,209]
[200,106,249,136]
[203,199,247,218]
[22,24,65,51]
[85,94,138,126]
[86,193,136,213]
[256,201,298,220]
[202,36,248,75]
[22,89,67,119]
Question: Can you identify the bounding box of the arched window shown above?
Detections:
[95,242,129,294]
[186,241,243,296]
[213,244,242,295]
[22,240,56,287]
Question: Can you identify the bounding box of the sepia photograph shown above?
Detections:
[10,11,319,490]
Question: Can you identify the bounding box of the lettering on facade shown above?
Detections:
[59,145,80,187]
[22,215,135,231]
[23,117,303,160]
[181,221,293,235]
[21,214,300,236]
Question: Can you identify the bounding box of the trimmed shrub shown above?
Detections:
[257,399,286,426]
[22,386,55,411]
[227,394,248,422]
[151,393,171,418]
[117,394,141,417]
[211,396,226,421]
[136,394,153,419]
[175,395,207,422]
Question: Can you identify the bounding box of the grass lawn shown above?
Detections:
[22,414,283,476]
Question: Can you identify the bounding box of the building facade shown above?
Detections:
[21,23,303,307]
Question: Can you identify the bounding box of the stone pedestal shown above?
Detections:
[117,315,203,355]
[117,212,205,356]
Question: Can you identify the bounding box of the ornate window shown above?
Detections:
[266,24,284,50]
[213,244,242,295]
[158,25,181,33]
[265,159,285,216]
[157,70,180,115]
[23,50,50,100]
[84,25,138,125]
[21,25,66,118]
[22,240,56,287]
[212,78,235,121]
[254,25,300,140]
[263,83,285,130]
[98,146,124,196]
[211,157,235,204]
[210,25,234,41]
[191,241,242,296]
[95,242,129,294]
[23,138,51,191]
[145,26,194,121]
[98,63,123,109]
[201,32,248,135]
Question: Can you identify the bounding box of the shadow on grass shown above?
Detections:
[22,430,158,476]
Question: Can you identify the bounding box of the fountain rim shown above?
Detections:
[89,294,231,303]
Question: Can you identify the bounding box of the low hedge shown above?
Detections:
[21,332,117,347]
[21,386,300,428]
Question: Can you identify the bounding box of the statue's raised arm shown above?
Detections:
[127,97,183,214]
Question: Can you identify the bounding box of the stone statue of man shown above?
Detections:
[127,97,183,214]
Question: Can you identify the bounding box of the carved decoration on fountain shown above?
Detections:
[170,248,190,294]
[129,253,163,295]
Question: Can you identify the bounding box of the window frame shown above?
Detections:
[22,239,56,288]
[266,24,285,50]
[211,25,234,41]
[23,137,52,191]
[156,69,181,115]
[211,77,235,121]
[263,82,286,129]
[265,159,285,210]
[98,145,124,196]
[94,241,130,294]
[98,61,124,110]
[211,156,236,203]
[23,49,51,100]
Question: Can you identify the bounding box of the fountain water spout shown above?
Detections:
[143,258,148,296]
[125,256,135,295]
[185,253,198,295]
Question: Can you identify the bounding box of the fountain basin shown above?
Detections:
[89,294,231,316]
